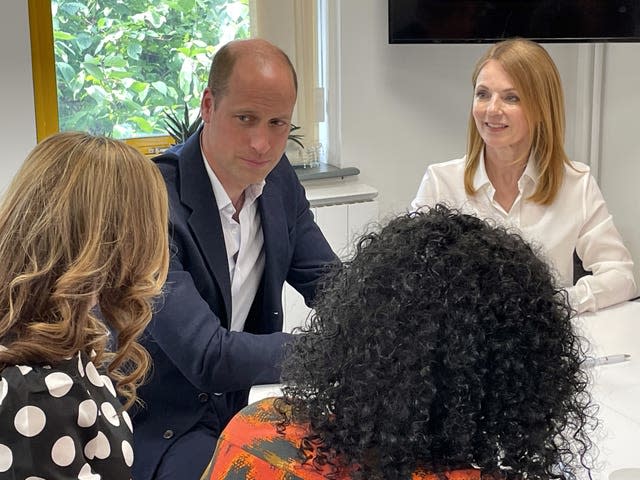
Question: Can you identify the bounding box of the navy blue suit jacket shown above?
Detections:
[131,132,337,479]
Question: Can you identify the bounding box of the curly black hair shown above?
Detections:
[277,205,595,480]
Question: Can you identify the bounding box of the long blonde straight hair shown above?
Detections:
[465,38,570,205]
[0,132,169,408]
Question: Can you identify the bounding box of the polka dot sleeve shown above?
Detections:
[0,353,134,479]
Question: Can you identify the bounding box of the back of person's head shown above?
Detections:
[0,131,169,408]
[207,38,298,106]
[279,205,593,480]
[465,37,569,205]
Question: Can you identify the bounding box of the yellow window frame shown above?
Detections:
[28,0,175,156]
[28,0,58,142]
[28,0,318,158]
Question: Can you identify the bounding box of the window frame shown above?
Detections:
[28,0,323,161]
[28,0,59,143]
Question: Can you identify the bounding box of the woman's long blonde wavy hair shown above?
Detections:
[0,132,169,409]
[465,38,570,205]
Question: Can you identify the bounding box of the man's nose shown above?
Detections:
[249,125,270,155]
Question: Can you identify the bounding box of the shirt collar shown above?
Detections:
[521,155,539,187]
[473,149,540,191]
[201,147,266,213]
[473,150,492,190]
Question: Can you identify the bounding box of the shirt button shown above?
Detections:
[198,392,209,403]
[163,430,174,439]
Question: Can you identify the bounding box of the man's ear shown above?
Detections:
[200,88,215,122]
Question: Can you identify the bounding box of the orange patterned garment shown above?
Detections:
[204,398,481,480]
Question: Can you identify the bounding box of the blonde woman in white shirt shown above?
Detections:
[411,38,636,314]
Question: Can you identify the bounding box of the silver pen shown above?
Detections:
[583,354,631,368]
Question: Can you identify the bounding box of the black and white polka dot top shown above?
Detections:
[0,351,134,479]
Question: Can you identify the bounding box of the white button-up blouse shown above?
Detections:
[411,155,636,314]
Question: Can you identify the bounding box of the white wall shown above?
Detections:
[336,0,639,279]
[599,43,640,282]
[0,1,37,194]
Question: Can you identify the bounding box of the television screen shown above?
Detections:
[389,0,640,44]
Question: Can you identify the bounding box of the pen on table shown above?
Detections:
[583,354,631,368]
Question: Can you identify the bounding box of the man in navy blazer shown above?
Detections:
[131,39,337,479]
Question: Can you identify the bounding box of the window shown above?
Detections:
[28,0,324,162]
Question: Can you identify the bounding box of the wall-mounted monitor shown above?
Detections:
[389,0,640,44]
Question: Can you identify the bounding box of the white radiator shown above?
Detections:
[283,194,379,333]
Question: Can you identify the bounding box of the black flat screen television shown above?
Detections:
[389,0,640,44]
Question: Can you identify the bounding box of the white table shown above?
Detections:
[248,383,283,405]
[573,300,640,480]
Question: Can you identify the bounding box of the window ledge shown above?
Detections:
[294,163,360,182]
[304,182,378,208]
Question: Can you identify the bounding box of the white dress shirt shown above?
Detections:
[203,154,265,332]
[411,155,636,313]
